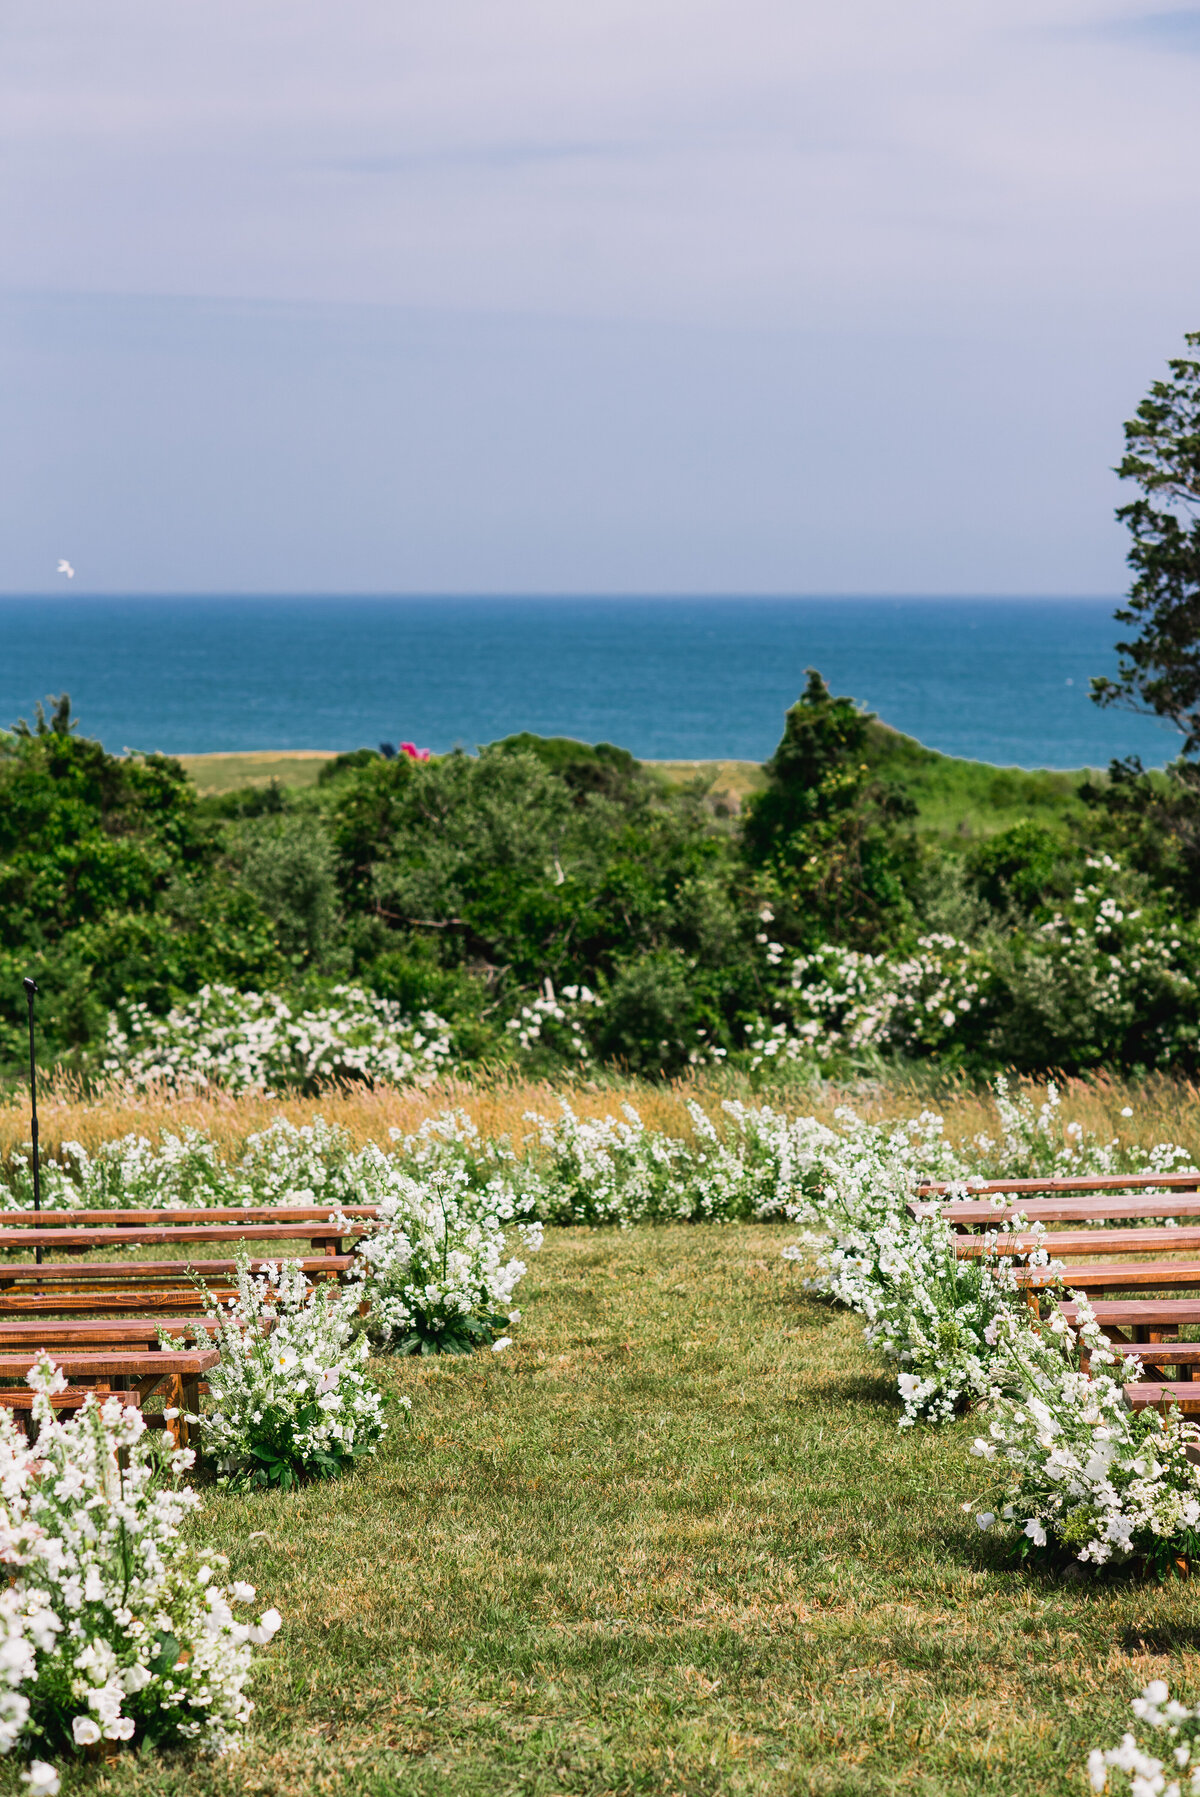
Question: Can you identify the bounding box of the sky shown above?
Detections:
[1,1,1199,595]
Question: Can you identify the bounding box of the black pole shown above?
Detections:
[23,980,42,1265]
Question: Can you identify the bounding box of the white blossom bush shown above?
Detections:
[505,980,602,1062]
[102,984,456,1093]
[0,1358,280,1763]
[749,933,981,1068]
[350,1154,541,1353]
[521,1102,688,1225]
[969,1297,1200,1572]
[185,1253,386,1488]
[1087,1681,1200,1796]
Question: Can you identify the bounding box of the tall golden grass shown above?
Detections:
[3,1068,1200,1162]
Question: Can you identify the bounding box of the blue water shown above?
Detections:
[0,595,1181,769]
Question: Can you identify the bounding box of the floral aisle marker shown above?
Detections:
[350,1156,541,1353]
[969,1298,1200,1573]
[0,1357,280,1773]
[185,1251,388,1489]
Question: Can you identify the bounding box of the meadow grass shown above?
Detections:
[2,1218,1195,1796]
[7,1067,1200,1169]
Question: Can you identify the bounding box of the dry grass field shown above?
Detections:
[6,1068,1200,1168]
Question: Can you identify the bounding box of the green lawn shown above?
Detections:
[24,1223,1199,1796]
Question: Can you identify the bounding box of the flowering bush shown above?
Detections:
[505,980,602,1062]
[102,984,456,1092]
[350,1155,541,1353]
[746,855,1200,1074]
[0,1359,280,1764]
[749,933,981,1068]
[186,1253,386,1488]
[1087,1681,1200,1795]
[969,1297,1200,1572]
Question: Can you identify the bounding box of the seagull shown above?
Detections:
[57,560,74,579]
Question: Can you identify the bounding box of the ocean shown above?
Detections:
[0,594,1181,770]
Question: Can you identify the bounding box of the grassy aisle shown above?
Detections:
[23,1225,1200,1796]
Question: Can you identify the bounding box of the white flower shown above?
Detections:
[1024,1519,1047,1547]
[21,1764,60,1795]
[72,1717,102,1746]
[1088,1748,1108,1792]
[249,1608,282,1646]
[975,1512,995,1531]
[232,1582,257,1603]
[491,1337,513,1354]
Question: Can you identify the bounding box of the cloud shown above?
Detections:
[0,0,1198,590]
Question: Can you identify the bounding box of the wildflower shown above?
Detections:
[21,1765,59,1795]
[492,1337,513,1354]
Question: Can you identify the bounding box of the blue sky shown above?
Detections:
[2,0,1199,594]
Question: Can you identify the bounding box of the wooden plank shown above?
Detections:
[1060,1300,1200,1326]
[1021,1261,1200,1292]
[0,1255,354,1282]
[1126,1382,1200,1414]
[912,1194,1200,1226]
[918,1172,1200,1197]
[0,1224,368,1249]
[1105,1342,1200,1364]
[957,1226,1200,1258]
[0,1351,217,1376]
[0,1318,220,1345]
[0,1390,142,1412]
[0,1206,378,1226]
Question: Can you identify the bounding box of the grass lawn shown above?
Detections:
[22,1220,1200,1797]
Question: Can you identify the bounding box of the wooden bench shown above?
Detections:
[0,1221,373,1260]
[911,1194,1200,1227]
[0,1348,218,1448]
[1059,1299,1200,1343]
[916,1172,1200,1197]
[1125,1382,1200,1417]
[0,1206,379,1227]
[0,1254,356,1315]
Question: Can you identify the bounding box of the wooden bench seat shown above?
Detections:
[917,1172,1200,1197]
[912,1193,1200,1226]
[1125,1382,1200,1416]
[0,1222,370,1257]
[1059,1299,1200,1342]
[1020,1260,1200,1295]
[0,1317,252,1348]
[958,1225,1200,1258]
[0,1254,355,1315]
[0,1206,379,1228]
[0,1348,218,1447]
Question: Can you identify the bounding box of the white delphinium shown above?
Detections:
[102,984,456,1092]
[352,1156,541,1353]
[971,1297,1200,1570]
[190,1254,385,1487]
[1086,1681,1200,1795]
[0,1357,280,1760]
[678,1101,841,1221]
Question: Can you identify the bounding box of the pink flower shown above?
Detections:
[399,743,430,762]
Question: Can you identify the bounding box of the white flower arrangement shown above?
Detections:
[1087,1681,1200,1795]
[185,1253,387,1488]
[102,983,456,1093]
[350,1155,541,1353]
[0,1358,280,1768]
[969,1296,1200,1572]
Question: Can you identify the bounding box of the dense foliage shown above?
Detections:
[8,658,1200,1082]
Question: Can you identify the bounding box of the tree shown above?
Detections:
[741,669,915,946]
[1092,332,1200,754]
